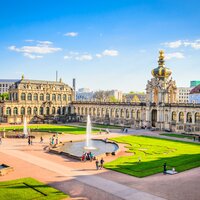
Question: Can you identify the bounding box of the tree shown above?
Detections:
[0,93,9,100]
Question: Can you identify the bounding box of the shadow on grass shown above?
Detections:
[105,153,200,178]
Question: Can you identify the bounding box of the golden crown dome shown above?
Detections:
[151,50,172,79]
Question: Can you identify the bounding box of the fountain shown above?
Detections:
[23,117,28,137]
[56,115,119,159]
[84,115,96,150]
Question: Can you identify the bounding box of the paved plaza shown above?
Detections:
[0,128,200,200]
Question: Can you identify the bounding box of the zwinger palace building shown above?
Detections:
[0,76,74,123]
[72,51,200,132]
[0,51,200,132]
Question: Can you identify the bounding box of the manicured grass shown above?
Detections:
[160,133,194,139]
[0,124,98,135]
[0,177,68,200]
[76,122,126,129]
[104,135,200,177]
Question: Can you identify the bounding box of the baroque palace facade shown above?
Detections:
[0,51,200,132]
[0,76,74,123]
[72,51,200,132]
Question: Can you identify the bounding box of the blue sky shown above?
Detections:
[1,0,200,92]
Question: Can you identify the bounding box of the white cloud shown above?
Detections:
[64,55,72,60]
[9,41,62,59]
[165,52,185,60]
[37,40,53,46]
[102,49,119,56]
[75,54,93,61]
[163,40,182,48]
[25,39,34,42]
[64,32,78,37]
[96,53,102,58]
[23,53,43,59]
[163,39,200,50]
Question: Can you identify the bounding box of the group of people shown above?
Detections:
[81,152,94,161]
[49,134,59,146]
[121,127,128,133]
[193,136,200,142]
[95,158,104,170]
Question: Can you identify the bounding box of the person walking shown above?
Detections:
[100,158,104,169]
[95,159,99,170]
[40,136,43,143]
[163,162,167,174]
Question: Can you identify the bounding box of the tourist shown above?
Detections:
[81,153,85,161]
[95,159,99,170]
[125,128,128,133]
[163,162,167,174]
[0,136,2,144]
[28,136,31,145]
[193,136,196,141]
[40,136,43,143]
[100,158,104,169]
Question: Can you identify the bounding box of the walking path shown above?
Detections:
[0,141,164,200]
[0,128,200,200]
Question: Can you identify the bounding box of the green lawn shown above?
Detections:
[104,135,200,177]
[76,122,126,129]
[160,133,194,139]
[0,178,68,200]
[0,124,99,135]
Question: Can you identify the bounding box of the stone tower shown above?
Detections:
[146,50,177,106]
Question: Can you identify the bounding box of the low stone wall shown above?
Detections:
[0,164,14,176]
[49,139,120,161]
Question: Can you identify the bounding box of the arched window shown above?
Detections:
[187,112,192,123]
[33,93,38,101]
[27,93,32,101]
[52,107,55,114]
[27,107,31,115]
[6,107,11,115]
[46,94,50,101]
[33,107,37,115]
[40,94,44,101]
[46,107,50,115]
[120,109,124,117]
[195,112,200,123]
[81,107,84,115]
[21,107,25,115]
[131,110,135,119]
[179,112,184,122]
[52,94,56,101]
[13,107,18,115]
[57,107,61,114]
[40,107,43,115]
[89,108,92,115]
[63,94,66,101]
[115,109,119,118]
[172,111,177,121]
[85,108,88,115]
[58,94,61,101]
[137,110,141,120]
[21,93,26,100]
[126,109,129,118]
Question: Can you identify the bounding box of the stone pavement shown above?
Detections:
[0,129,200,200]
[0,145,164,200]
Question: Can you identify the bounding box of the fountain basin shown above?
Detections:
[0,164,14,176]
[51,139,119,160]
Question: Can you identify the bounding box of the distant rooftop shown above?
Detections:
[0,79,19,83]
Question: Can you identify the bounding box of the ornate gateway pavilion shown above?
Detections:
[0,76,74,123]
[72,51,200,132]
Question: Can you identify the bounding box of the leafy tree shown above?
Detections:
[0,92,9,100]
